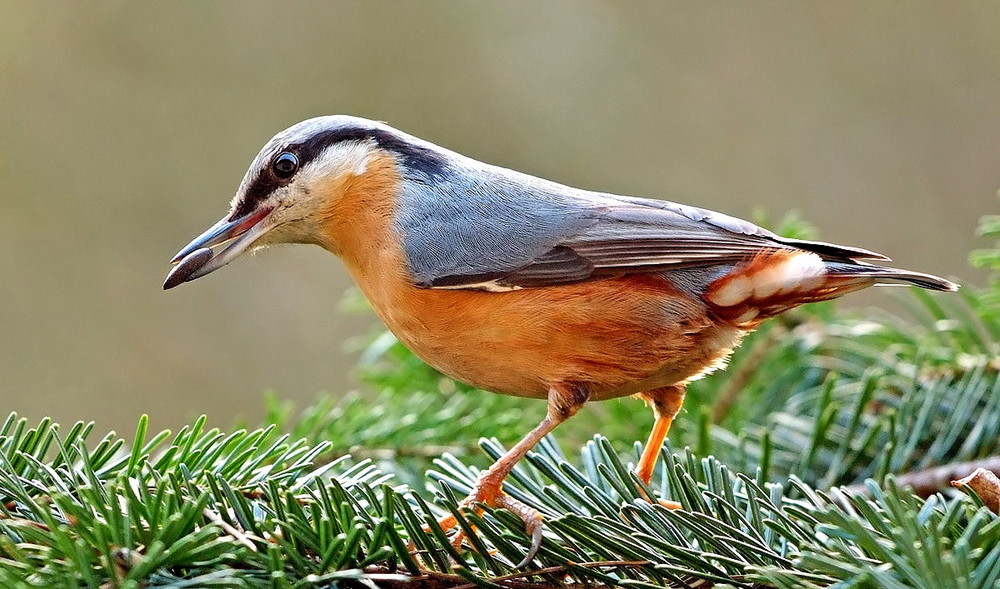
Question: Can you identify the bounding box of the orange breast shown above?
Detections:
[315,153,745,400]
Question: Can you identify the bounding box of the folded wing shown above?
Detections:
[396,164,949,292]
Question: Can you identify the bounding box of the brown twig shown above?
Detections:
[450,560,650,589]
[839,456,1000,498]
[348,444,471,461]
[0,511,51,532]
[203,507,259,552]
[367,562,713,589]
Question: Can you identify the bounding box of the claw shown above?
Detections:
[424,484,545,569]
[494,493,544,568]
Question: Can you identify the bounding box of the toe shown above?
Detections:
[495,493,545,568]
[443,480,547,568]
[517,517,544,569]
[435,513,458,532]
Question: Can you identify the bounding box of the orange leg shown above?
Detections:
[434,383,589,568]
[635,385,686,508]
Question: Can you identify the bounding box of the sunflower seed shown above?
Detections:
[163,247,214,290]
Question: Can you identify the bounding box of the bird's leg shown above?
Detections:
[434,383,589,567]
[635,385,686,508]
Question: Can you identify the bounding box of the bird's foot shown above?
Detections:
[636,480,683,510]
[430,480,544,569]
[655,498,683,509]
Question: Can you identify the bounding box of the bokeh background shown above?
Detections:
[1,2,995,435]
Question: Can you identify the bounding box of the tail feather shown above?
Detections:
[823,262,958,292]
[703,250,957,328]
[777,236,892,262]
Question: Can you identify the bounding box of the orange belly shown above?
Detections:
[314,154,745,399]
[349,254,744,400]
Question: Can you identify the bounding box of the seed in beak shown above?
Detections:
[163,247,214,290]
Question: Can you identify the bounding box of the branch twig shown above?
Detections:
[368,562,711,589]
[203,508,258,552]
[839,456,1000,498]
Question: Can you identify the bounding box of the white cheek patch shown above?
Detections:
[708,251,827,308]
[269,140,379,228]
[299,140,376,186]
[324,141,375,176]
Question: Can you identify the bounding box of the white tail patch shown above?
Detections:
[770,251,826,294]
[708,251,827,308]
[733,308,759,323]
[710,276,752,306]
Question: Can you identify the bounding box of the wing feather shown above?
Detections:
[399,162,886,290]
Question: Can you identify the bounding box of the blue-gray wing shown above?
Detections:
[395,163,887,290]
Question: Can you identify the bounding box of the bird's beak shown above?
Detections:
[164,206,275,289]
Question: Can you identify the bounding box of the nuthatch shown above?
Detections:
[166,115,957,565]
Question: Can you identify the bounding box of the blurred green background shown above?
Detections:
[0,2,994,435]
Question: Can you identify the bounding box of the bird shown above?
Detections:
[165,115,957,565]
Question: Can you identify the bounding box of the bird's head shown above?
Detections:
[164,115,447,289]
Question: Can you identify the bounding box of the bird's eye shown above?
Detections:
[272,152,299,179]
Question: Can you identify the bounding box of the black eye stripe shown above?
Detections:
[233,124,448,218]
[289,127,447,177]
